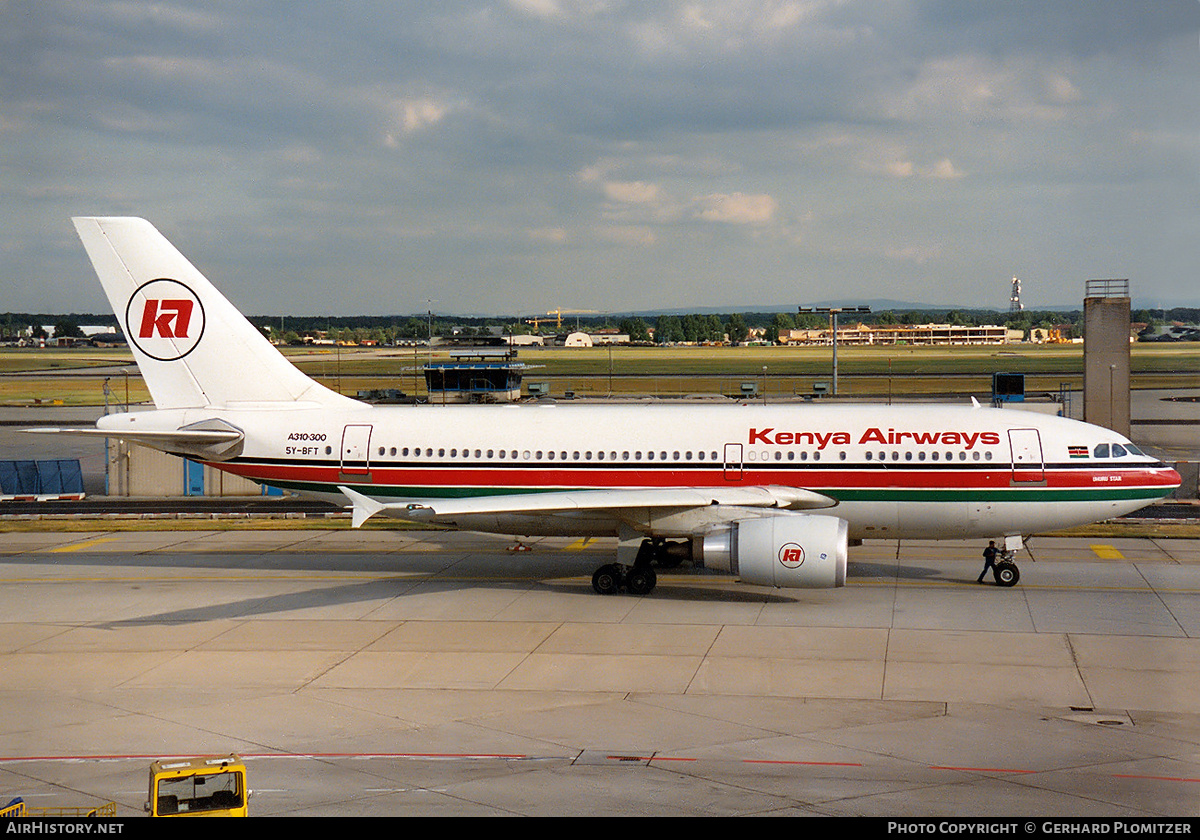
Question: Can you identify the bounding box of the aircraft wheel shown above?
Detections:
[626,567,657,596]
[993,562,1020,587]
[592,564,622,595]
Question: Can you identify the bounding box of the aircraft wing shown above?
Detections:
[339,484,837,529]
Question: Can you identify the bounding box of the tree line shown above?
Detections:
[2,307,1196,345]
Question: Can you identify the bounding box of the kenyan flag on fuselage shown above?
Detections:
[1068,445,1089,458]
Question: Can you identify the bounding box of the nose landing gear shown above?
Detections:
[993,553,1020,587]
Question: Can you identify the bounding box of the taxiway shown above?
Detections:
[1,529,1198,816]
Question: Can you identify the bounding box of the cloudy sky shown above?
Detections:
[4,1,1199,317]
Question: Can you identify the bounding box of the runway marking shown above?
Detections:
[47,536,118,553]
[565,537,598,550]
[0,573,434,584]
[1090,544,1125,559]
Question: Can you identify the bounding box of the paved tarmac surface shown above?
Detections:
[1,529,1198,817]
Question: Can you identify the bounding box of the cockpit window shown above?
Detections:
[1125,443,1144,456]
[1111,443,1126,457]
[1093,443,1109,458]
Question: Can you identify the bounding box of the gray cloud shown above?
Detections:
[3,1,1198,316]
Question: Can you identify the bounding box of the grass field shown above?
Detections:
[2,342,1198,406]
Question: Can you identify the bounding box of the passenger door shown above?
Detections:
[340,424,373,478]
[1008,428,1044,482]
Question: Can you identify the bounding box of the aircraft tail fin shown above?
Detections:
[72,217,359,410]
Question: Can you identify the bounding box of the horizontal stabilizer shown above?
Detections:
[23,422,245,461]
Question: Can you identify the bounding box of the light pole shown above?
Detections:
[1109,364,1116,430]
[799,306,870,396]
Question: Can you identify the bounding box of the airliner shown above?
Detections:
[35,217,1181,595]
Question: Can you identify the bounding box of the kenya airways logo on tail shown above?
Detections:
[125,278,205,361]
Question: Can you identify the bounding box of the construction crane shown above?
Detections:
[546,308,599,330]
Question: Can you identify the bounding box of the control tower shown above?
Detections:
[1082,279,1131,437]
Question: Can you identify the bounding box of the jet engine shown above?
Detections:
[696,514,848,589]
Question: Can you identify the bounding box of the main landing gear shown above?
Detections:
[591,538,687,595]
[591,563,657,596]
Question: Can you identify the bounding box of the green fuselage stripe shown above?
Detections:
[262,479,1164,504]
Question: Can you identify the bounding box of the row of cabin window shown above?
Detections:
[378,446,722,462]
[747,449,993,462]
[373,446,995,463]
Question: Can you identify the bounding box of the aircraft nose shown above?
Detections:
[1159,465,1182,490]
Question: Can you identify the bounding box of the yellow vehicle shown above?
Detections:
[146,755,248,817]
[0,799,116,818]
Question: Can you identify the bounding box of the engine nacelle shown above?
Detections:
[696,514,848,589]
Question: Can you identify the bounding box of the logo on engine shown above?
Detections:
[778,542,805,569]
[125,278,205,361]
